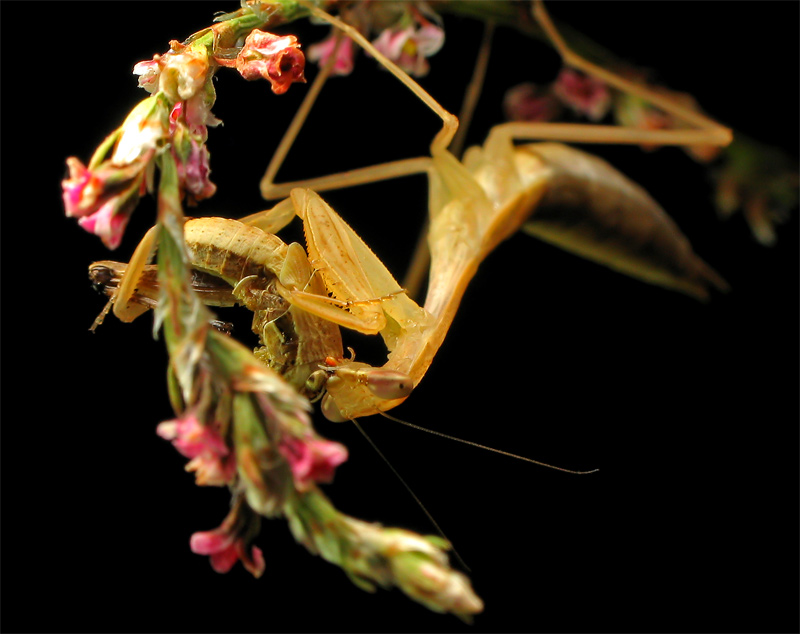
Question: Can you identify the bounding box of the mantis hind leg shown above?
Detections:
[258,1,457,203]
[259,28,344,202]
[520,0,732,149]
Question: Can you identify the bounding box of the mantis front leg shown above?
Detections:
[241,188,429,421]
[243,189,431,345]
[89,224,160,330]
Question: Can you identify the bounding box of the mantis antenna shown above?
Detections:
[349,408,598,574]
[379,412,599,476]
[349,418,471,573]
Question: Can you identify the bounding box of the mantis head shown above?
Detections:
[321,361,413,422]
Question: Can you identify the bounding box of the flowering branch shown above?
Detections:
[62,1,310,248]
[285,488,483,620]
[61,3,482,616]
[150,151,481,616]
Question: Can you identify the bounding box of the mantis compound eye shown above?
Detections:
[304,370,329,399]
[364,370,412,400]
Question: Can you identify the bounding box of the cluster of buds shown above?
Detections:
[62,95,169,248]
[190,495,266,577]
[503,67,612,124]
[712,134,799,246]
[614,83,722,162]
[504,67,717,158]
[504,65,798,245]
[155,316,481,620]
[286,489,484,620]
[308,1,444,77]
[63,21,306,249]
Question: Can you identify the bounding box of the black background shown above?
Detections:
[2,2,798,633]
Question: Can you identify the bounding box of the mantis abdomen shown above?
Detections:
[184,217,289,287]
[517,143,729,301]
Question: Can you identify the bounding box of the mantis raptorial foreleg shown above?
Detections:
[242,188,431,350]
[97,223,159,326]
[104,200,416,340]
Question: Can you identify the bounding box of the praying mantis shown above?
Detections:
[94,1,732,429]
[44,0,796,630]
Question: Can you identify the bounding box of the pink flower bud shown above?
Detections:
[62,158,93,218]
[77,200,132,250]
[190,528,265,577]
[158,42,210,102]
[553,68,612,122]
[278,435,348,491]
[62,155,149,249]
[169,99,218,205]
[307,31,356,76]
[371,22,444,77]
[132,59,161,93]
[503,83,563,122]
[157,413,234,487]
[189,500,265,578]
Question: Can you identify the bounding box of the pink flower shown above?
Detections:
[190,503,265,578]
[278,435,348,491]
[63,94,171,247]
[175,137,216,203]
[62,157,95,218]
[307,31,356,76]
[553,68,612,122]
[77,200,133,250]
[62,155,149,249]
[142,41,210,102]
[233,30,306,95]
[503,82,563,122]
[157,413,235,486]
[190,529,265,577]
[371,22,444,77]
[172,94,221,142]
[132,58,161,93]
[169,98,218,205]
